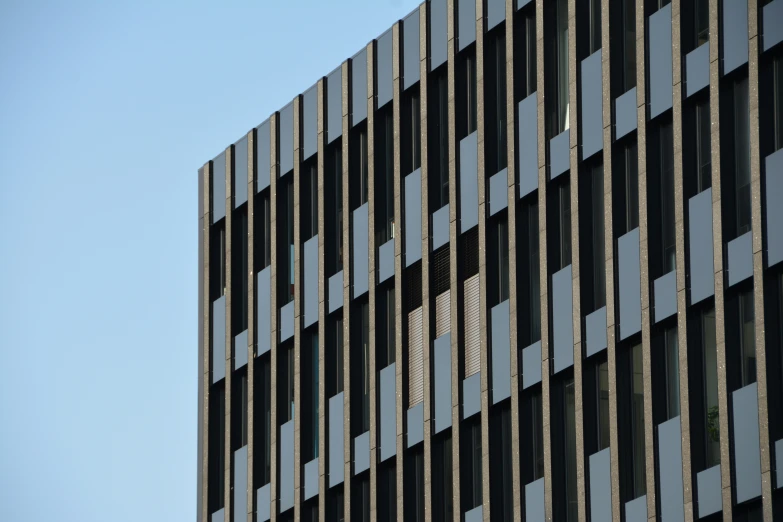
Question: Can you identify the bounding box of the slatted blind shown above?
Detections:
[464,274,481,377]
[408,306,424,407]
[435,289,451,337]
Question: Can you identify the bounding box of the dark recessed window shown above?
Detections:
[428,69,449,211]
[545,0,570,138]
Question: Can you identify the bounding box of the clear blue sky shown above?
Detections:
[0,1,420,520]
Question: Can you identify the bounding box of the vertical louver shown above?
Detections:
[464,274,481,377]
[435,289,451,337]
[408,306,424,407]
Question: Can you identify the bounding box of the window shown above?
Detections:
[432,435,453,522]
[460,420,482,511]
[428,69,449,211]
[555,378,578,522]
[326,146,343,275]
[278,176,294,305]
[375,109,395,245]
[521,389,545,484]
[352,475,370,522]
[232,206,248,332]
[517,200,541,346]
[350,125,369,209]
[580,162,606,312]
[302,161,318,241]
[232,370,248,449]
[548,180,571,271]
[688,306,719,471]
[404,449,425,522]
[486,27,507,176]
[610,0,636,94]
[650,121,675,276]
[692,98,712,195]
[489,406,513,521]
[402,90,421,176]
[546,0,570,138]
[619,342,646,502]
[614,141,639,236]
[352,302,370,433]
[653,327,679,425]
[210,223,226,300]
[303,333,319,460]
[279,344,294,423]
[377,286,395,368]
[327,317,344,397]
[208,383,225,512]
[585,359,610,454]
[378,464,396,522]
[735,290,756,388]
[694,0,709,47]
[734,77,751,237]
[255,192,272,271]
[458,50,478,138]
[514,5,536,100]
[488,215,510,306]
[588,0,601,54]
[254,356,271,486]
[775,56,783,151]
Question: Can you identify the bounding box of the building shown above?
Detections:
[197,0,783,520]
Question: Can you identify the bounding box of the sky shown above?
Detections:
[0,1,420,520]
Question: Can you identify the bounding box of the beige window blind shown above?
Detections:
[435,289,451,338]
[464,274,481,377]
[408,306,424,407]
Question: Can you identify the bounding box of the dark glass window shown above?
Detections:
[489,215,510,306]
[377,286,395,368]
[775,56,783,151]
[486,27,507,176]
[404,449,425,522]
[460,420,482,511]
[585,359,610,454]
[378,464,396,522]
[734,77,751,237]
[695,99,712,194]
[254,356,271,486]
[432,435,453,522]
[695,0,709,47]
[232,370,248,449]
[589,0,601,54]
[614,141,639,236]
[521,388,545,483]
[687,306,720,472]
[352,475,370,522]
[580,162,606,312]
[327,317,344,397]
[255,192,272,271]
[489,406,513,521]
[429,69,449,210]
[350,126,369,209]
[375,109,395,245]
[302,161,318,241]
[517,200,541,346]
[514,6,537,100]
[548,180,571,271]
[461,51,478,137]
[649,121,675,277]
[545,0,570,138]
[210,223,226,300]
[610,0,636,94]
[208,383,225,512]
[279,344,294,423]
[402,90,421,176]
[619,342,646,502]
[653,327,680,425]
[278,177,295,305]
[326,146,343,275]
[352,302,370,433]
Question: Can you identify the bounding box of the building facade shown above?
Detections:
[197,0,783,520]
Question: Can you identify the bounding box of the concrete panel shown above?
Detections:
[618,228,642,340]
[328,270,344,315]
[354,431,370,475]
[257,483,271,522]
[303,84,317,161]
[464,505,483,522]
[491,300,511,404]
[377,30,393,109]
[304,235,319,328]
[458,0,476,51]
[585,306,607,357]
[379,239,395,283]
[654,271,677,323]
[688,189,715,304]
[776,439,783,489]
[580,50,603,160]
[407,402,424,448]
[525,478,545,522]
[434,333,453,434]
[329,392,345,487]
[519,92,539,198]
[685,43,709,98]
[522,341,542,389]
[615,87,638,140]
[257,267,271,356]
[304,457,319,501]
[327,67,343,144]
[403,9,420,90]
[649,4,673,119]
[487,0,506,31]
[549,129,570,180]
[279,419,294,512]
[462,371,481,420]
[489,168,508,216]
[211,508,224,522]
[732,382,762,503]
[212,152,226,223]
[763,0,783,52]
[380,362,397,462]
[552,264,574,373]
[353,203,369,298]
[727,231,753,287]
[430,0,448,69]
[352,48,368,127]
[696,464,722,518]
[256,120,271,193]
[722,0,749,75]
[234,446,248,522]
[658,416,685,522]
[212,296,226,384]
[234,329,248,371]
[432,203,450,251]
[625,495,647,522]
[234,135,248,207]
[280,103,294,177]
[767,149,783,267]
[279,301,294,343]
[405,169,423,267]
[460,131,479,233]
[589,448,611,522]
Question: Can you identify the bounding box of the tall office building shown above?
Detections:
[197,0,783,520]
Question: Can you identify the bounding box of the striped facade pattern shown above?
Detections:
[198,0,783,520]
